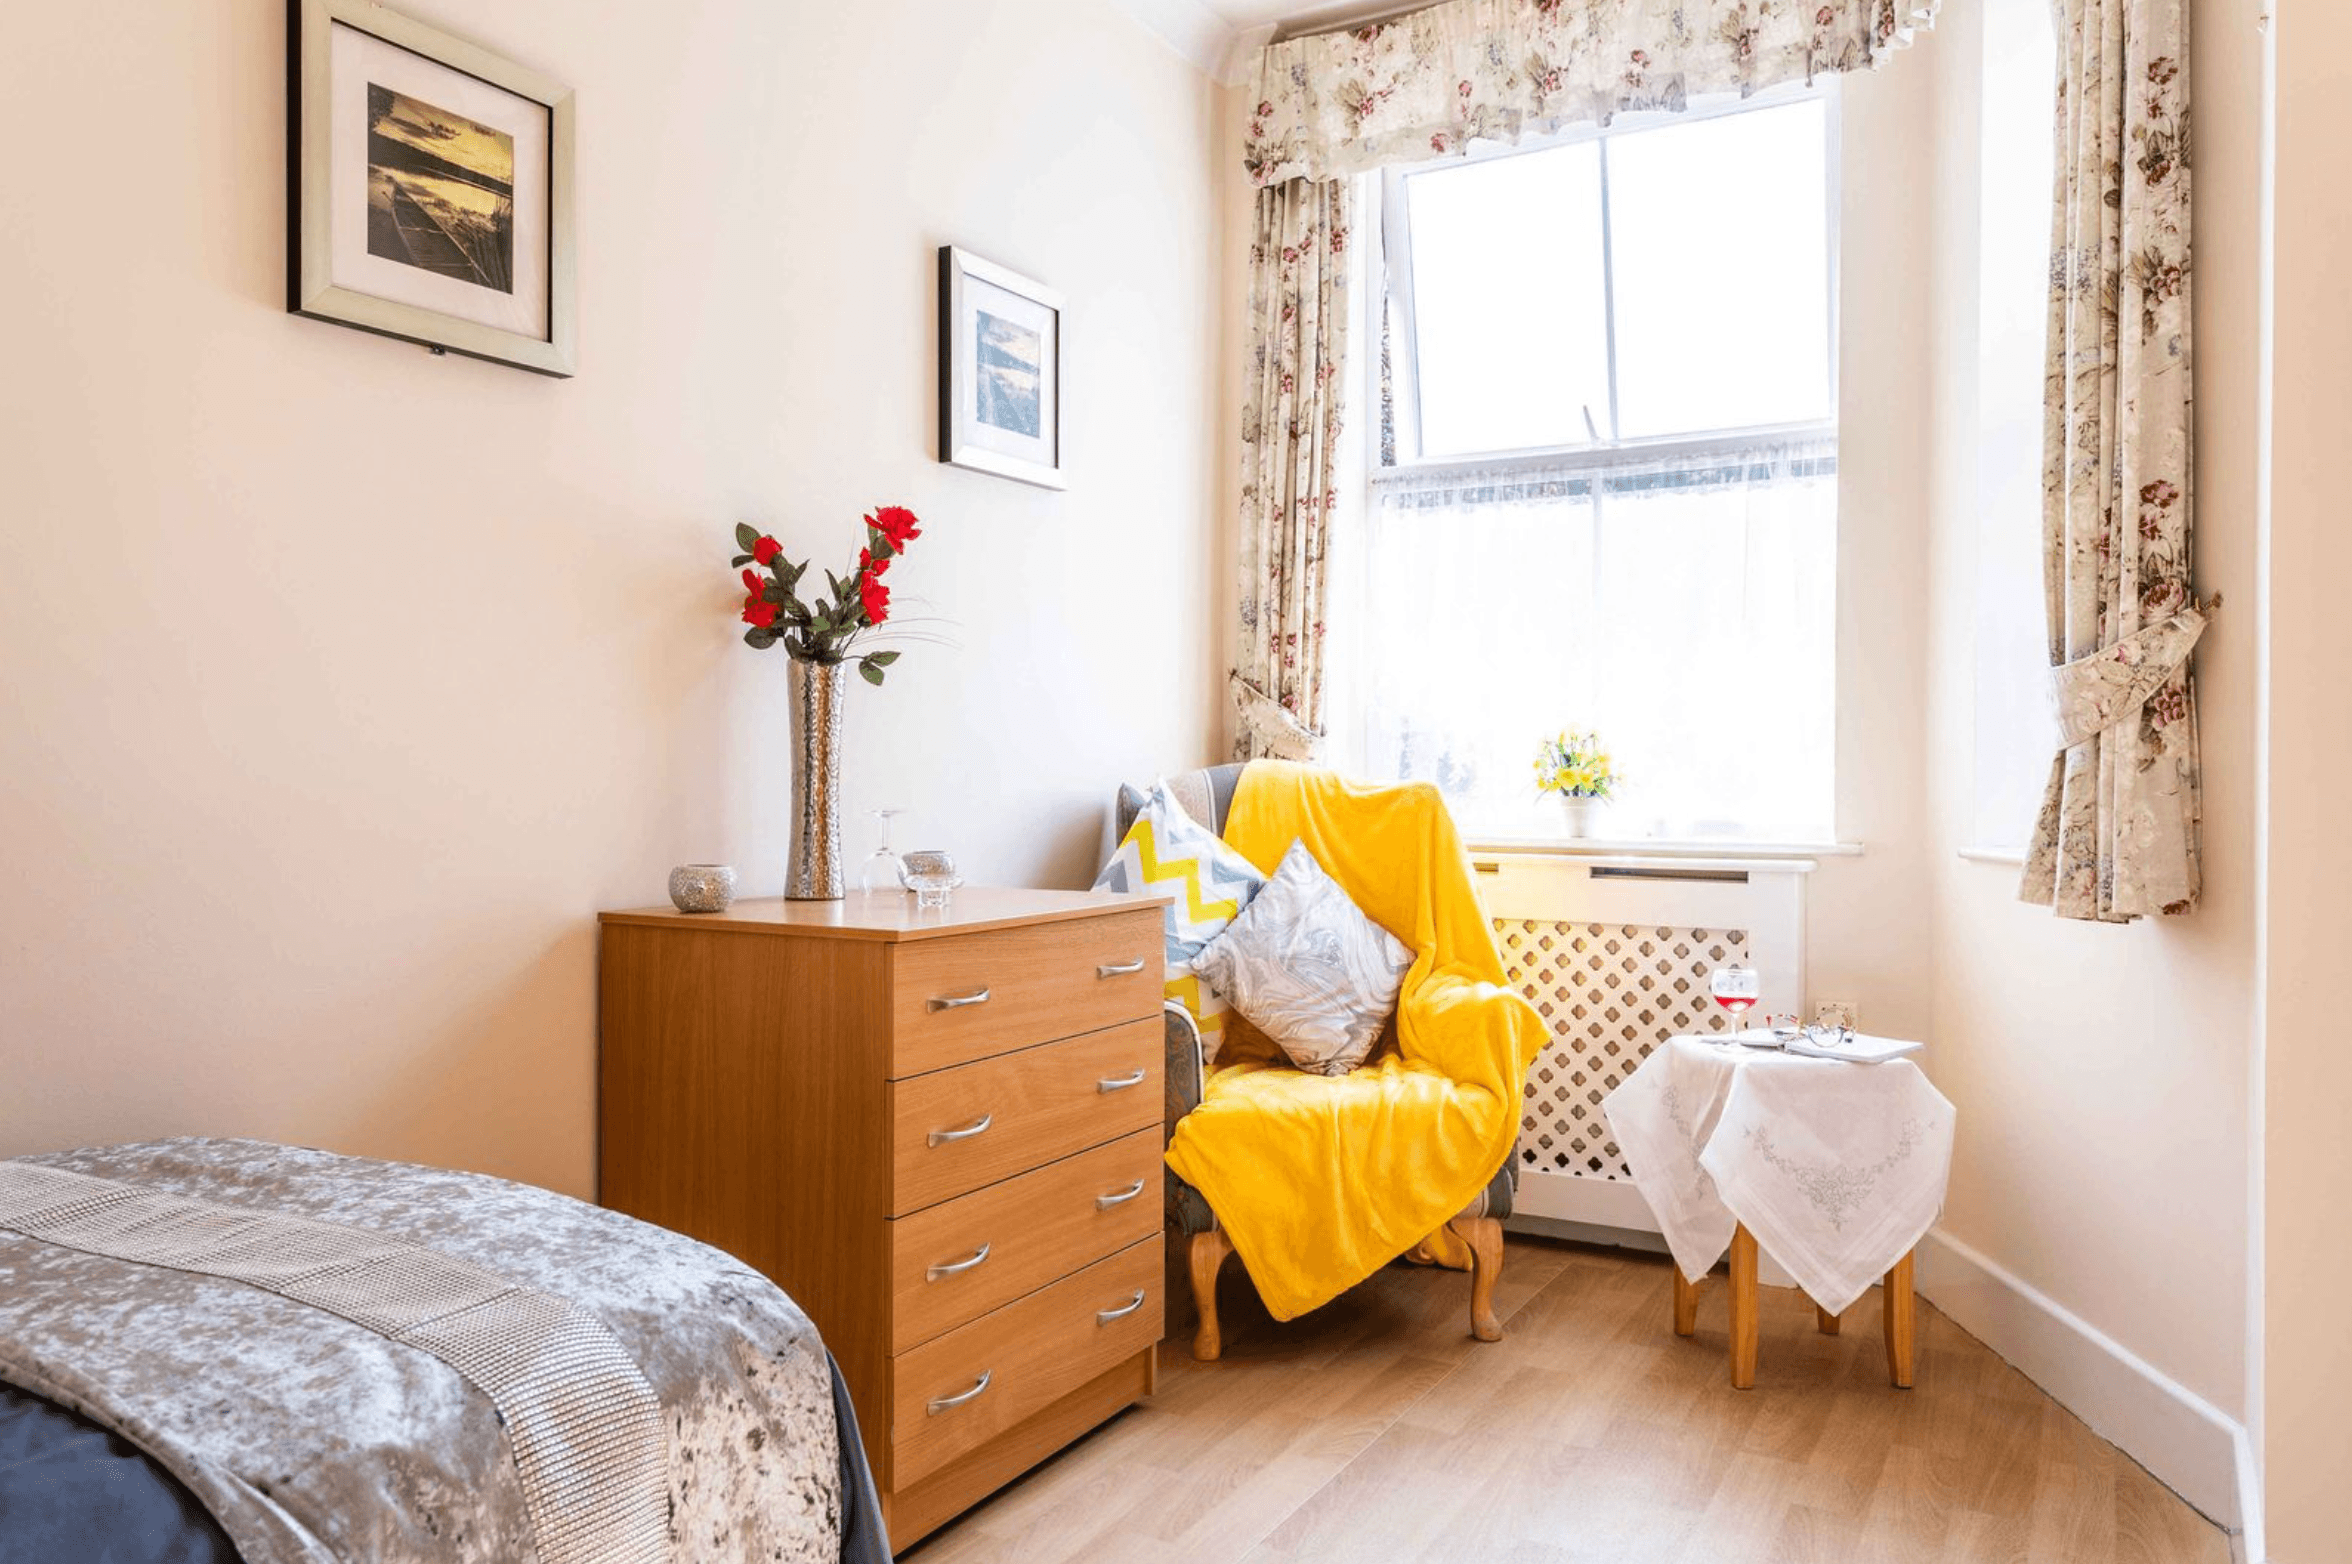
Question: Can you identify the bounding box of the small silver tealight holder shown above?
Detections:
[668,863,738,914]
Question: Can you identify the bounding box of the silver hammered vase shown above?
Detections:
[785,658,847,900]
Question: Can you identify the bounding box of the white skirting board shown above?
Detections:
[1915,1228,2256,1540]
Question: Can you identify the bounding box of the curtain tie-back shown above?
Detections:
[1230,672,1323,763]
[2045,607,2208,751]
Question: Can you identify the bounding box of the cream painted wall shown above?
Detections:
[1917,0,2263,1428]
[0,0,1224,1198]
[2262,1,2352,1555]
[1807,58,1939,1047]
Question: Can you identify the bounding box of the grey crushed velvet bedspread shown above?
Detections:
[0,1138,844,1564]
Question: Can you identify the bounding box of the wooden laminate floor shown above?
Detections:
[902,1236,2232,1564]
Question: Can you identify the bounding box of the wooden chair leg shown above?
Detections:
[1449,1215,1505,1342]
[1815,1301,1842,1336]
[1673,1267,1700,1337]
[1883,1248,1916,1388]
[1189,1227,1234,1362]
[1728,1223,1759,1390]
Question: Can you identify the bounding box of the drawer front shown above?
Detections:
[889,1126,1161,1352]
[890,1236,1161,1488]
[891,910,1163,1076]
[890,1019,1159,1215]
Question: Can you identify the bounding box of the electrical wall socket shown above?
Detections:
[1815,1000,1858,1030]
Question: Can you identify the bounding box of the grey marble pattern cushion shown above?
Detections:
[1192,840,1414,1076]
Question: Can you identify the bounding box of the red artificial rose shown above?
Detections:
[869,506,922,549]
[752,535,783,566]
[859,544,891,578]
[859,570,891,626]
[739,567,777,628]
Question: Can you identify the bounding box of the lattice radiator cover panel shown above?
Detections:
[1498,920,1751,1182]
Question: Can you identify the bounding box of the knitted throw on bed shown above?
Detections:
[0,1139,843,1564]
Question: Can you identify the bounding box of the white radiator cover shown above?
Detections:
[1473,852,1812,1239]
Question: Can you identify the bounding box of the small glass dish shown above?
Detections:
[901,849,961,910]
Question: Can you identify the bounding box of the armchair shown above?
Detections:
[1126,764,1520,1361]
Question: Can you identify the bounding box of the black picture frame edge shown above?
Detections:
[936,244,955,468]
[285,0,303,317]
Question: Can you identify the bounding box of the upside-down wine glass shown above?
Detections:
[1709,962,1761,1040]
[859,808,907,894]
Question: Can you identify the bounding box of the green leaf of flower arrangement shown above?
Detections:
[858,658,886,686]
[734,522,761,552]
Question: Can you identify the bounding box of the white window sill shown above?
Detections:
[1465,836,1864,864]
[1956,845,2029,866]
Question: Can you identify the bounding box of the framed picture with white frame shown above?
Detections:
[288,0,576,376]
[937,247,1064,489]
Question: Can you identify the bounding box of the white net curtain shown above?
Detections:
[1352,440,1839,840]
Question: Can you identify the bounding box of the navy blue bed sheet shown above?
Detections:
[0,1382,234,1563]
[0,1359,891,1564]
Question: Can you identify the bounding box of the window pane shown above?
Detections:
[1606,99,1831,437]
[1403,143,1612,457]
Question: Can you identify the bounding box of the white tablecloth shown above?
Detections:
[1602,1035,1956,1316]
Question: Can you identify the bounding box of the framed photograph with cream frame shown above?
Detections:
[938,247,1064,489]
[288,0,576,376]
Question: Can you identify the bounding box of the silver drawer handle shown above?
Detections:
[1096,1291,1147,1326]
[1096,1069,1147,1094]
[926,1370,993,1415]
[925,1242,992,1281]
[926,1113,994,1147]
[1097,959,1147,977]
[928,987,992,1012]
[1095,1180,1147,1210]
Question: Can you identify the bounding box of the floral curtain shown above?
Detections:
[2019,0,2205,922]
[1244,0,1939,187]
[1233,178,1351,762]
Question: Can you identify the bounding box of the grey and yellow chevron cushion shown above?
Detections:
[1093,781,1267,1056]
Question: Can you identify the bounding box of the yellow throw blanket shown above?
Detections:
[1163,762,1547,1321]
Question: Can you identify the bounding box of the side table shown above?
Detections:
[1602,1034,1954,1392]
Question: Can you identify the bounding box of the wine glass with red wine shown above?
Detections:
[1709,963,1761,1039]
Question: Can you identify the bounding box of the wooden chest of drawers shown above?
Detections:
[597,888,1168,1548]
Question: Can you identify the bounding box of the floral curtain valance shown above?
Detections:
[1245,0,1940,186]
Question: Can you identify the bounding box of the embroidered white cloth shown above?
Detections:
[1602,1036,1955,1315]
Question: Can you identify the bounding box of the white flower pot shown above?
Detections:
[1557,796,1600,839]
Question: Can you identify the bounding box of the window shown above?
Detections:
[1340,92,1840,842]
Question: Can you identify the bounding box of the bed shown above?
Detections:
[0,1138,888,1564]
